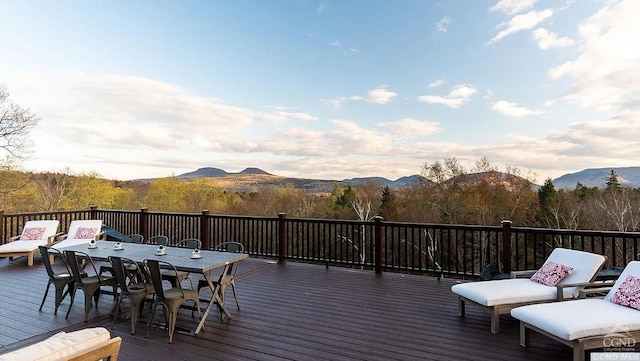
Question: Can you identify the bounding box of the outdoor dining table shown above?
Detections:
[53,240,249,335]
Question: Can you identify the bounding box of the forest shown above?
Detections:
[1,157,639,232]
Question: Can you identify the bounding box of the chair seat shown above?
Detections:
[512,298,640,341]
[452,278,575,306]
[164,287,198,300]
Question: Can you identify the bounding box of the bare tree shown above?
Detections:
[0,85,39,159]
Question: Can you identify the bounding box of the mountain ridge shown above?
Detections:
[140,166,640,191]
[552,166,640,189]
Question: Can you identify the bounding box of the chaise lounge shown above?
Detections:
[0,327,121,361]
[53,220,105,249]
[511,261,640,361]
[451,247,606,333]
[0,220,60,266]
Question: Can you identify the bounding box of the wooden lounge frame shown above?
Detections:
[0,220,60,266]
[512,261,640,361]
[68,336,122,361]
[456,270,605,333]
[519,322,640,361]
[453,248,607,333]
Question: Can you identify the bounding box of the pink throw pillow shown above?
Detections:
[610,275,640,310]
[74,227,98,239]
[530,261,573,286]
[21,227,47,240]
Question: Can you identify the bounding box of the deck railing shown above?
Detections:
[2,208,639,278]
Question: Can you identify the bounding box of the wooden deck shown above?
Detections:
[0,254,580,360]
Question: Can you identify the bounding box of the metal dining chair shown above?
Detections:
[161,238,201,288]
[64,250,118,321]
[147,235,168,246]
[38,246,74,315]
[109,256,155,334]
[145,259,201,343]
[124,234,144,244]
[197,241,245,317]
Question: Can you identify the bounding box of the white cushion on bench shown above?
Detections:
[511,298,640,341]
[451,248,606,306]
[0,240,49,253]
[0,327,111,361]
[452,278,572,306]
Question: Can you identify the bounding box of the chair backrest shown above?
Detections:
[109,256,130,291]
[123,234,144,244]
[64,250,101,285]
[214,242,244,276]
[39,245,68,278]
[148,235,168,246]
[176,238,201,249]
[65,220,103,242]
[544,248,606,296]
[20,220,60,241]
[214,241,244,253]
[20,219,60,241]
[604,261,640,301]
[64,250,85,285]
[145,259,186,299]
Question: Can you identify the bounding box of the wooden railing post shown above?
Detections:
[201,210,210,250]
[0,210,4,244]
[140,208,149,241]
[278,213,287,264]
[374,216,383,274]
[89,205,98,220]
[501,220,512,274]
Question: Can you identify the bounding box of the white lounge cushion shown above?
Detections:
[0,220,59,252]
[511,261,640,341]
[511,298,640,341]
[452,278,572,306]
[451,248,606,306]
[542,248,606,296]
[53,220,102,249]
[0,327,111,361]
[604,261,640,303]
[0,240,50,252]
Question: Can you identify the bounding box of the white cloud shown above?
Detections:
[547,0,640,112]
[491,100,545,118]
[321,86,397,107]
[490,0,539,16]
[320,95,364,108]
[532,28,574,49]
[428,79,444,88]
[378,118,440,138]
[317,3,328,14]
[436,17,451,32]
[417,84,477,108]
[488,9,554,44]
[329,40,341,47]
[366,85,397,104]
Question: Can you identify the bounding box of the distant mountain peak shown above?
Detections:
[552,166,640,189]
[342,174,427,187]
[178,167,228,178]
[238,167,271,175]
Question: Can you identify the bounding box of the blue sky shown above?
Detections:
[0,0,638,183]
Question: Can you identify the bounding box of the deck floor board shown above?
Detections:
[0,254,597,360]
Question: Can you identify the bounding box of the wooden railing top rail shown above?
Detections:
[2,208,639,277]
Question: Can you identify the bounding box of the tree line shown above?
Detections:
[0,159,638,232]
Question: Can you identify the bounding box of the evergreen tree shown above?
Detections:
[606,170,621,190]
[537,178,556,206]
[379,186,397,220]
